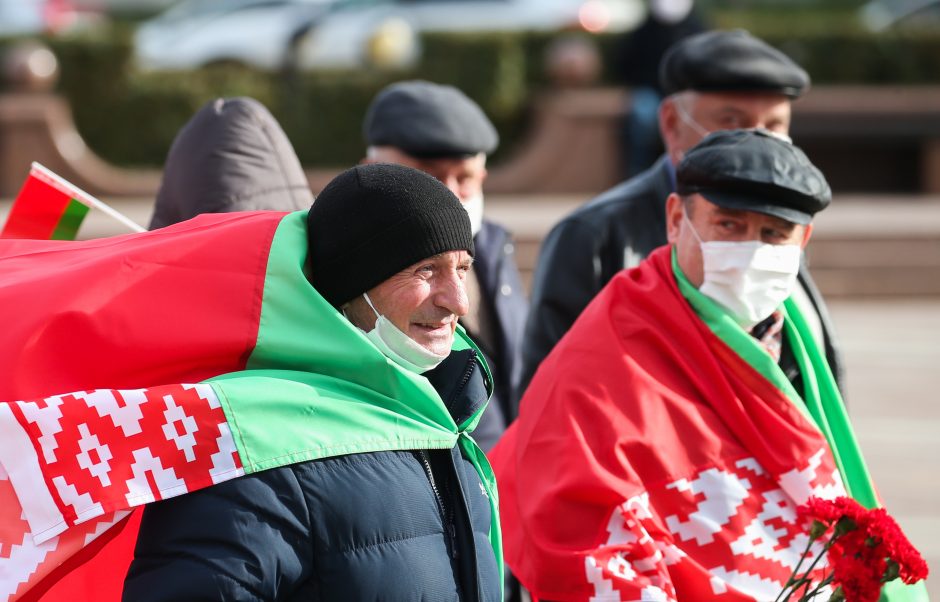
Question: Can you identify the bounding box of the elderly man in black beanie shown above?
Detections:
[123,163,502,601]
[520,29,844,408]
[491,130,926,601]
[362,80,528,448]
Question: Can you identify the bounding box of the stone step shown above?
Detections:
[2,194,939,297]
[485,194,940,298]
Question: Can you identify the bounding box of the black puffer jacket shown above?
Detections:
[123,349,501,601]
[148,97,312,230]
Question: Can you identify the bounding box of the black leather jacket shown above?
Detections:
[467,220,528,451]
[518,155,844,406]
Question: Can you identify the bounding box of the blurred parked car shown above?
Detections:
[134,0,644,71]
[134,0,334,70]
[0,0,87,36]
[859,0,940,31]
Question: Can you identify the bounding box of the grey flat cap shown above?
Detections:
[660,29,810,99]
[363,80,499,158]
[676,129,831,225]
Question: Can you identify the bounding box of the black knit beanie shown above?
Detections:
[307,163,474,308]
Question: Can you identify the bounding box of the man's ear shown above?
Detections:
[800,222,814,249]
[659,97,681,163]
[665,193,684,243]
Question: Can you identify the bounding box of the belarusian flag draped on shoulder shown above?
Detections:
[0,210,500,601]
[489,246,925,602]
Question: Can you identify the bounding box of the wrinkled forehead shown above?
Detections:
[412,153,487,175]
[679,90,793,116]
[397,250,475,271]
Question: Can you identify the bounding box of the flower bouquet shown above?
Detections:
[775,496,929,602]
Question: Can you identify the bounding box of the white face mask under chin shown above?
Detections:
[684,210,802,329]
[357,293,449,374]
[462,193,484,237]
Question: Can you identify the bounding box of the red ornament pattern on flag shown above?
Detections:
[0,383,244,600]
[585,450,845,602]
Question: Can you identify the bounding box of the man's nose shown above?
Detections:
[440,176,473,204]
[435,271,469,318]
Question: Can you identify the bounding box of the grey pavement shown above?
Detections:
[3,192,940,240]
[828,299,940,599]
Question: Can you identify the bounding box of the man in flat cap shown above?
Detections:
[519,29,843,405]
[363,80,528,450]
[489,130,924,601]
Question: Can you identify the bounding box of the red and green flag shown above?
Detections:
[0,210,500,601]
[1,163,143,240]
[489,246,926,602]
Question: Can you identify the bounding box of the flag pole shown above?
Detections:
[30,162,146,234]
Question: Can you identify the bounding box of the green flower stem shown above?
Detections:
[776,533,823,602]
[802,572,835,600]
[797,537,838,595]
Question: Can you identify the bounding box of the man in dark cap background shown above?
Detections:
[519,29,844,407]
[362,79,528,451]
[489,130,915,600]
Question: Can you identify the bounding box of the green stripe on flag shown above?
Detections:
[49,198,89,240]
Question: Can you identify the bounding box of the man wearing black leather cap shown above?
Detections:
[490,130,912,600]
[519,29,844,408]
[363,80,528,451]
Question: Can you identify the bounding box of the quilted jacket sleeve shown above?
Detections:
[122,465,313,601]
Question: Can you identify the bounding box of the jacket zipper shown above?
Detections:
[447,350,487,420]
[417,450,458,559]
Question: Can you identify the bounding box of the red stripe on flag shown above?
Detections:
[1,173,74,240]
[0,211,282,402]
[20,511,141,602]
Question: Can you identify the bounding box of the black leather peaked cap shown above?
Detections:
[307,163,474,308]
[676,129,831,225]
[363,80,499,158]
[660,29,810,98]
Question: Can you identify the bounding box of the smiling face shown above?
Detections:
[342,250,472,356]
[666,193,813,287]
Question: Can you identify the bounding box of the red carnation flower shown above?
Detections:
[777,496,928,602]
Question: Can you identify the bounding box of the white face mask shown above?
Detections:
[462,193,484,237]
[684,210,802,329]
[358,292,449,374]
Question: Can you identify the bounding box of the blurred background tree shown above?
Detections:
[2,0,938,169]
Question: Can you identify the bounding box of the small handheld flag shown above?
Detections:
[1,163,145,240]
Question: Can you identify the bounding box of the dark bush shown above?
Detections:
[5,15,940,168]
